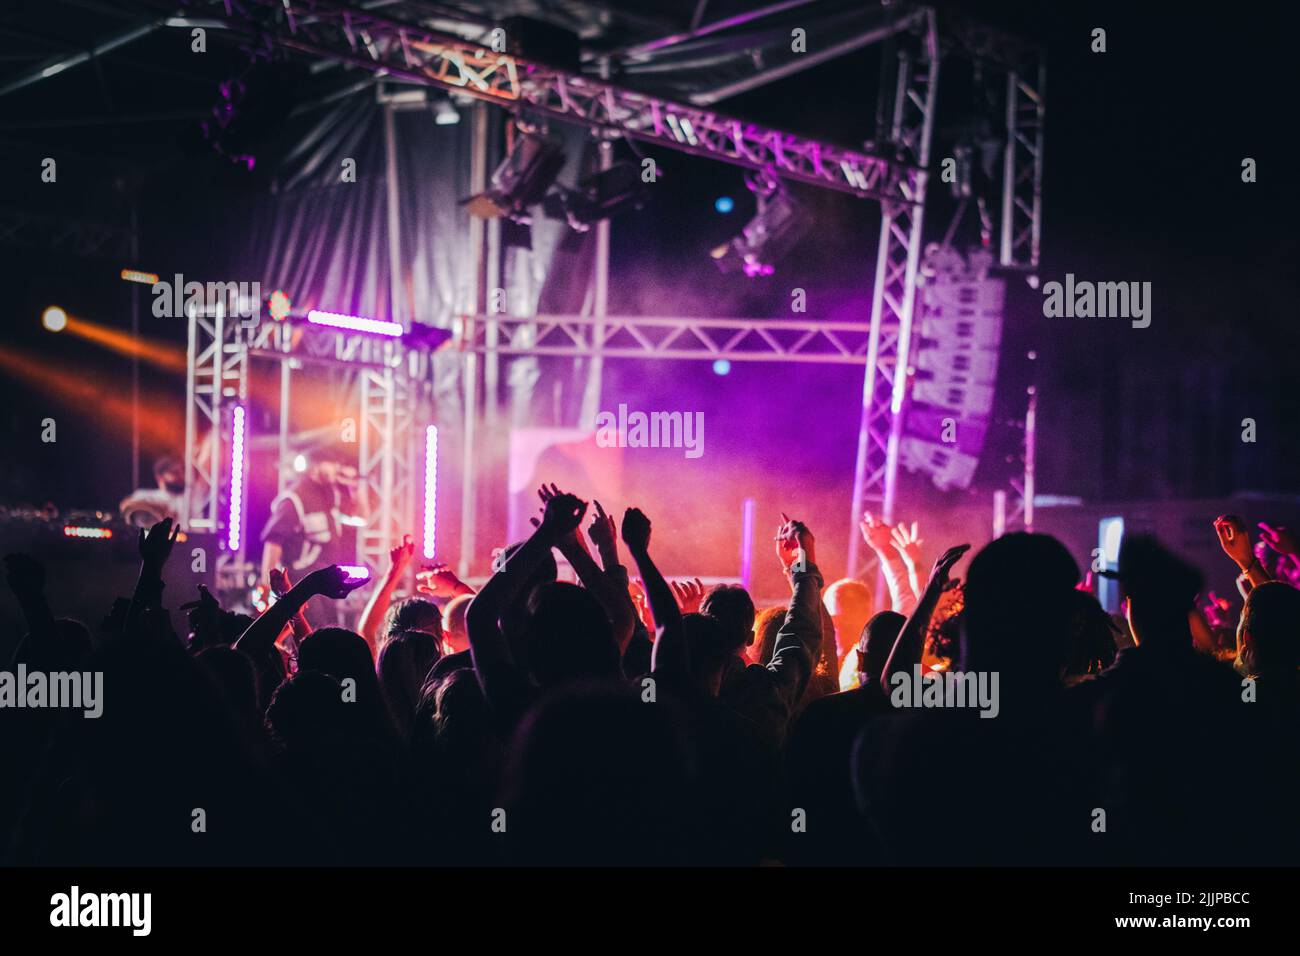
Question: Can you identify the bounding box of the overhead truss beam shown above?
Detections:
[455,313,888,365]
[170,0,913,202]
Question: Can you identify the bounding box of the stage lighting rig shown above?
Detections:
[709,170,810,278]
[541,162,648,231]
[464,132,566,222]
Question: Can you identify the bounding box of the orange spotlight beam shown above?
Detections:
[0,346,184,451]
[63,316,187,374]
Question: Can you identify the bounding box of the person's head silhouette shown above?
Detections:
[1106,535,1202,654]
[960,532,1080,687]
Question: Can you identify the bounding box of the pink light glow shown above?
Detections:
[227,405,246,553]
[423,425,438,560]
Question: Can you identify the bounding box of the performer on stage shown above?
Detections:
[118,455,188,528]
[258,445,365,617]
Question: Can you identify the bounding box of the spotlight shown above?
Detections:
[712,359,731,375]
[542,162,648,231]
[293,453,307,473]
[710,171,809,278]
[433,96,460,126]
[42,306,68,332]
[464,132,565,221]
[269,289,292,321]
[714,196,734,214]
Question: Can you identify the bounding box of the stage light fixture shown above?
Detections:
[269,289,292,321]
[120,269,159,285]
[465,132,565,221]
[714,196,734,214]
[42,306,68,332]
[712,359,731,375]
[423,424,439,560]
[227,405,247,553]
[542,162,648,231]
[433,96,460,126]
[293,453,308,473]
[63,525,113,539]
[710,171,810,278]
[306,309,403,337]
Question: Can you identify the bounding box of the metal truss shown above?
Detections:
[359,363,419,576]
[182,304,248,539]
[846,8,940,577]
[244,315,416,371]
[456,313,879,365]
[158,1,1037,583]
[183,311,429,584]
[177,0,910,203]
[1000,58,1045,270]
[940,10,1046,270]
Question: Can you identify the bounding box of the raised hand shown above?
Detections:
[389,534,416,572]
[776,512,816,570]
[1258,522,1298,557]
[303,564,370,600]
[138,517,181,572]
[181,583,223,646]
[925,543,970,594]
[670,577,706,614]
[268,567,292,599]
[621,507,652,554]
[536,483,588,545]
[859,511,895,552]
[416,563,469,598]
[588,499,619,562]
[1213,514,1254,569]
[890,520,923,566]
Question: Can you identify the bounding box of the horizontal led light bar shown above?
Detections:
[120,269,160,285]
[63,525,113,539]
[306,309,403,337]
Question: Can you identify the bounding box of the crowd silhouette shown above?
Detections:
[3,486,1297,867]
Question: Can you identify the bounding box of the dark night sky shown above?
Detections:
[2,0,1298,515]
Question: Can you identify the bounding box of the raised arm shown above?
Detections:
[126,517,181,632]
[621,507,686,685]
[860,512,915,614]
[268,567,312,667]
[890,520,926,611]
[235,565,365,658]
[880,543,969,694]
[1257,522,1300,578]
[538,489,637,655]
[466,488,584,713]
[415,563,476,600]
[1214,515,1270,594]
[767,516,824,707]
[357,535,414,658]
